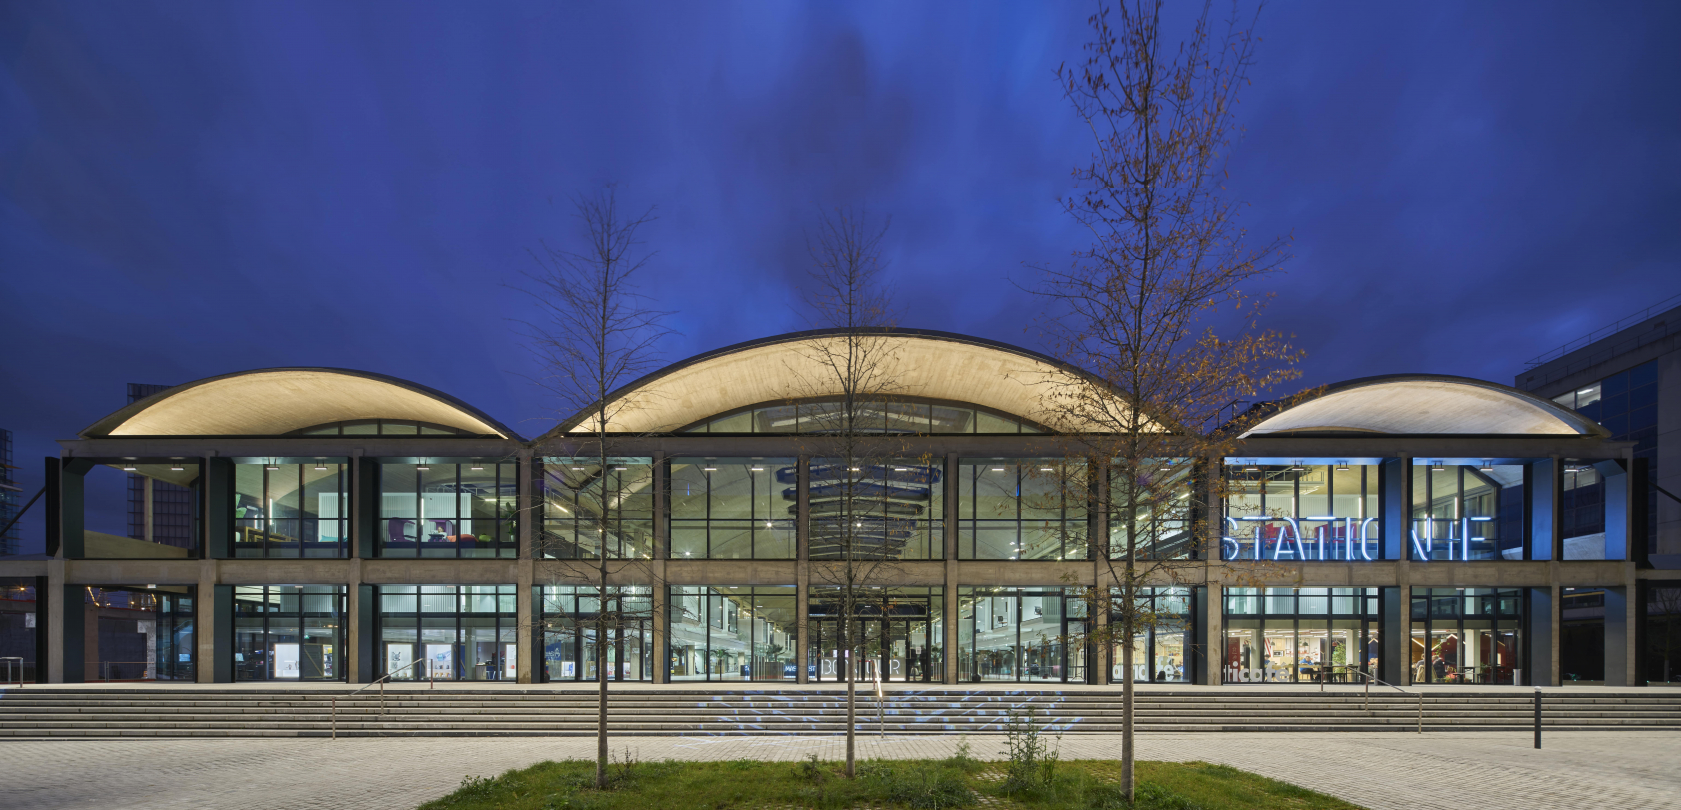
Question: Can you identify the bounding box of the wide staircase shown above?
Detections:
[3,687,1679,738]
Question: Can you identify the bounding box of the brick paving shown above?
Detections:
[1,731,1676,810]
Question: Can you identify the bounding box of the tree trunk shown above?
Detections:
[1122,635,1135,801]
[597,595,609,789]
[845,618,857,776]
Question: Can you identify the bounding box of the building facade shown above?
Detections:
[0,330,1658,687]
[1516,296,1680,682]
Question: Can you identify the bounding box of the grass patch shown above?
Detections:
[418,757,1363,810]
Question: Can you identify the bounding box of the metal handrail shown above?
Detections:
[331,658,434,739]
[0,656,23,688]
[1316,664,1422,733]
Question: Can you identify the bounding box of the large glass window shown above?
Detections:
[235,459,349,558]
[679,398,1047,434]
[808,459,943,561]
[1223,587,1383,684]
[1110,461,1192,559]
[1409,588,1522,685]
[233,585,344,681]
[809,587,942,683]
[377,585,517,680]
[1554,361,1658,553]
[1409,461,1523,561]
[541,458,653,559]
[82,587,194,681]
[1561,461,1610,560]
[669,458,795,559]
[541,586,653,682]
[1110,587,1195,683]
[957,587,1082,683]
[1224,461,1380,561]
[378,460,518,558]
[0,579,37,682]
[958,460,1087,560]
[667,586,797,681]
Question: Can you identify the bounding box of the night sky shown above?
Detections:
[2,2,1677,549]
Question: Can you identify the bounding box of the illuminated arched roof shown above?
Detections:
[1241,375,1608,438]
[81,368,518,439]
[546,329,1104,436]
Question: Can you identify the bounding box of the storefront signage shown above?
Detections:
[1222,516,1377,561]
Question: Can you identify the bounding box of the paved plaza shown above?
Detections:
[2,730,1677,810]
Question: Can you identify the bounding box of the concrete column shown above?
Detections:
[944,453,959,685]
[517,450,535,684]
[354,583,376,683]
[196,563,218,683]
[203,457,232,559]
[1202,582,1222,685]
[1383,456,1413,685]
[1604,586,1631,685]
[1531,458,1561,561]
[1528,586,1558,686]
[652,452,669,684]
[143,477,154,543]
[1383,586,1408,686]
[48,561,75,683]
[1600,460,1630,561]
[795,456,809,684]
[345,558,364,682]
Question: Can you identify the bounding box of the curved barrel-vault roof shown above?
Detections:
[1241,375,1608,438]
[81,368,518,439]
[547,329,1105,436]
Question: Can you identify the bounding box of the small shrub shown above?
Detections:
[944,735,983,773]
[797,753,827,784]
[999,707,1061,795]
[454,775,497,801]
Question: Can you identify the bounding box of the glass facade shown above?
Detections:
[377,585,518,680]
[0,579,35,681]
[83,587,195,682]
[1111,586,1195,683]
[1223,587,1383,683]
[808,459,943,560]
[234,460,349,558]
[1109,461,1192,559]
[540,585,653,682]
[541,458,654,559]
[680,398,1047,434]
[1409,462,1523,561]
[958,459,1087,560]
[378,461,518,558]
[1560,461,1610,560]
[233,585,344,680]
[1409,588,1522,684]
[809,587,941,682]
[294,419,476,436]
[1225,462,1380,561]
[1553,360,1657,553]
[668,586,797,681]
[957,587,1081,683]
[669,458,795,559]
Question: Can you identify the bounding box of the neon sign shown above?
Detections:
[1222,516,1377,561]
[1410,516,1494,561]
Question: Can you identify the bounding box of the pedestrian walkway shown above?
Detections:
[2,731,1675,810]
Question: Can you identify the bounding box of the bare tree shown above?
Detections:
[1031,2,1302,801]
[516,186,673,790]
[790,209,922,778]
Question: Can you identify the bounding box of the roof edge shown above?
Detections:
[80,367,522,441]
[1241,373,1610,438]
[541,328,1098,438]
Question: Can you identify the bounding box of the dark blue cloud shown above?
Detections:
[1,1,1675,550]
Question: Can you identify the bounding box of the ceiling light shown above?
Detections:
[1335,461,1349,471]
[265,464,279,471]
[416,464,430,471]
[1290,460,1305,471]
[703,467,717,472]
[991,467,1005,472]
[171,465,185,472]
[470,465,484,471]
[1479,459,1494,471]
[121,463,138,471]
[1430,460,1444,471]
